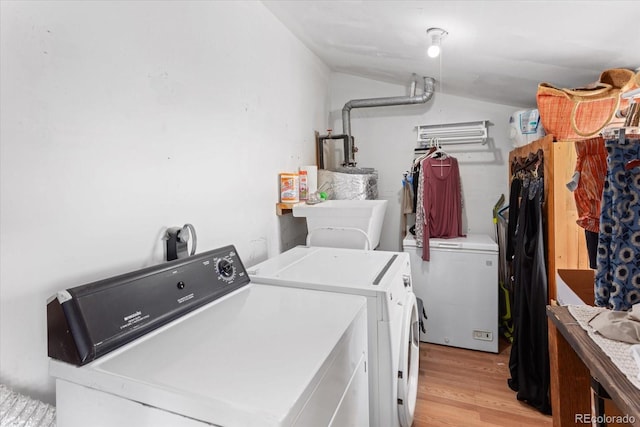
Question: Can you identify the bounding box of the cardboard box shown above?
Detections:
[556,269,595,306]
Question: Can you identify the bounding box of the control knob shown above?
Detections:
[216,258,236,282]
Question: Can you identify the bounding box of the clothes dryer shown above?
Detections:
[248,246,419,427]
[48,246,369,427]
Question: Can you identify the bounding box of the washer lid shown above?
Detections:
[248,246,407,294]
[403,234,497,252]
[50,284,367,427]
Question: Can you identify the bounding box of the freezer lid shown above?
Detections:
[402,234,419,249]
[403,234,498,252]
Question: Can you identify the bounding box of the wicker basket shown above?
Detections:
[536,68,636,141]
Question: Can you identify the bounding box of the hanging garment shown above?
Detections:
[421,156,464,261]
[506,177,523,261]
[412,147,437,242]
[595,135,640,311]
[497,206,514,342]
[507,176,551,415]
[585,230,599,270]
[412,146,437,215]
[412,160,421,213]
[568,137,608,268]
[414,162,425,246]
[572,137,608,233]
[401,176,414,238]
[402,176,414,215]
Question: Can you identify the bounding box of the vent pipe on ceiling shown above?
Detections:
[341,75,436,165]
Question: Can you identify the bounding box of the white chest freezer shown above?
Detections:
[403,234,499,353]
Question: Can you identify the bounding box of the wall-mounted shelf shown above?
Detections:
[417,120,488,145]
[276,202,303,216]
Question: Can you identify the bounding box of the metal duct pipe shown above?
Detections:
[341,76,436,164]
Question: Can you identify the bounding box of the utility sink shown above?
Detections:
[293,199,388,249]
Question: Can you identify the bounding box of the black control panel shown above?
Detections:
[47,245,250,366]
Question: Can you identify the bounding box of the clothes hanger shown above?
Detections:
[512,150,542,175]
[427,151,452,166]
[425,141,452,178]
[492,194,505,222]
[402,172,414,185]
[511,157,523,175]
[426,140,451,163]
[414,139,444,168]
[512,157,531,174]
[498,205,510,221]
[413,141,437,165]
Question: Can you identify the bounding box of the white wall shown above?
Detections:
[329,73,525,251]
[0,1,329,403]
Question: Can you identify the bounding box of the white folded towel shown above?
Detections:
[632,345,640,381]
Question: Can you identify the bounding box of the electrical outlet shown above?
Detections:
[473,330,493,341]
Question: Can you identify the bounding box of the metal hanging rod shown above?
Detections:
[416,120,489,145]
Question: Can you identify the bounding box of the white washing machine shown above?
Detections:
[247,246,419,427]
[48,246,369,427]
[402,233,499,353]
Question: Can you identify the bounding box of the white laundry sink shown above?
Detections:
[293,199,388,249]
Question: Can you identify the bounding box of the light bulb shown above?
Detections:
[426,28,447,59]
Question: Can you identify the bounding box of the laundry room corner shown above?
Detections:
[0,0,330,405]
[328,73,519,251]
[2,1,639,425]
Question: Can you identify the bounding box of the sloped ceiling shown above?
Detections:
[263,0,640,108]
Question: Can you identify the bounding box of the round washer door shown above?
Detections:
[397,292,419,427]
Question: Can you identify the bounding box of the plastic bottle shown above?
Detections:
[298,169,309,200]
[280,173,299,203]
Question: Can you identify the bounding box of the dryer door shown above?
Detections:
[397,292,419,427]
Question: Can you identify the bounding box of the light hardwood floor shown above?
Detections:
[413,339,553,426]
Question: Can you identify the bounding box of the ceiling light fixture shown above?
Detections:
[426,27,448,58]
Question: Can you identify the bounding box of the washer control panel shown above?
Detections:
[47,245,250,366]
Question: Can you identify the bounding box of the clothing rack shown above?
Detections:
[416,121,488,145]
[403,141,459,240]
[417,138,485,147]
